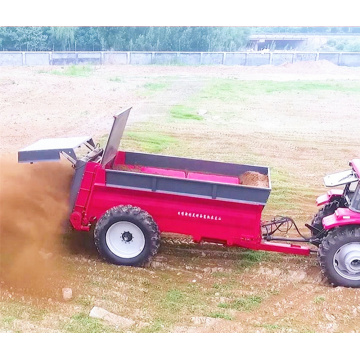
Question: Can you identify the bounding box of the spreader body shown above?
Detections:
[64,109,308,255]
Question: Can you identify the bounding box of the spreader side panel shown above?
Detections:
[106,169,270,205]
[114,150,270,177]
[86,183,264,245]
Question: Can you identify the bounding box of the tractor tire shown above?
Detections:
[318,226,360,288]
[94,205,160,267]
[311,201,340,239]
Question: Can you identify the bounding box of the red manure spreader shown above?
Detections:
[18,108,360,288]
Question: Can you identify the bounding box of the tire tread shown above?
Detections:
[318,226,360,288]
[94,205,160,266]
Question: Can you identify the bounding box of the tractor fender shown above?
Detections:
[323,207,360,230]
[316,189,343,207]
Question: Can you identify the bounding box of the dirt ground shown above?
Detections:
[0,61,360,333]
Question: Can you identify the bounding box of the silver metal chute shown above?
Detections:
[18,136,95,164]
[17,108,132,166]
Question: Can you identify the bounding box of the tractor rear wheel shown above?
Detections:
[311,201,341,239]
[318,226,360,288]
[94,205,160,266]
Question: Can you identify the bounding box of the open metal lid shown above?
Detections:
[101,107,132,167]
[18,136,94,163]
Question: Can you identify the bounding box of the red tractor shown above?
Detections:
[310,163,360,287]
[18,108,360,288]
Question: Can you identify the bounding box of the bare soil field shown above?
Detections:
[0,61,360,333]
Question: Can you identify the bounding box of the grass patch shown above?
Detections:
[208,312,233,320]
[50,65,94,77]
[63,312,115,333]
[211,271,232,278]
[170,105,204,121]
[166,289,184,303]
[200,79,360,102]
[140,319,166,333]
[257,319,316,333]
[75,296,93,307]
[314,296,326,304]
[155,284,208,322]
[212,281,235,291]
[236,250,270,271]
[164,289,185,311]
[2,316,16,326]
[162,286,202,311]
[0,301,47,322]
[259,323,282,332]
[266,167,298,211]
[0,300,48,331]
[218,295,263,312]
[144,82,168,92]
[109,76,123,82]
[98,128,178,154]
[138,80,172,97]
[124,131,178,153]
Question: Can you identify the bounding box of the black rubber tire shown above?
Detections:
[318,226,360,288]
[311,200,341,238]
[94,205,160,266]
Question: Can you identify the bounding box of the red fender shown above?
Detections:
[323,207,360,230]
[316,189,343,207]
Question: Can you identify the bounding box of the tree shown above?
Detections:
[17,27,48,51]
[75,27,102,51]
[50,27,78,51]
[0,26,48,51]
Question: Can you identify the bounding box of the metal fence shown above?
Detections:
[0,51,359,67]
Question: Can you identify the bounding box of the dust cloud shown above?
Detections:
[0,155,74,296]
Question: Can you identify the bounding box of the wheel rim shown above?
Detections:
[106,221,145,259]
[333,242,360,281]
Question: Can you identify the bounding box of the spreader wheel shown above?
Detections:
[94,205,160,266]
[318,226,360,288]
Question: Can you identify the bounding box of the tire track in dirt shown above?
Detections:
[150,241,360,333]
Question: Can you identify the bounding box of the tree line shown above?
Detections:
[0,27,359,52]
[0,27,250,52]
